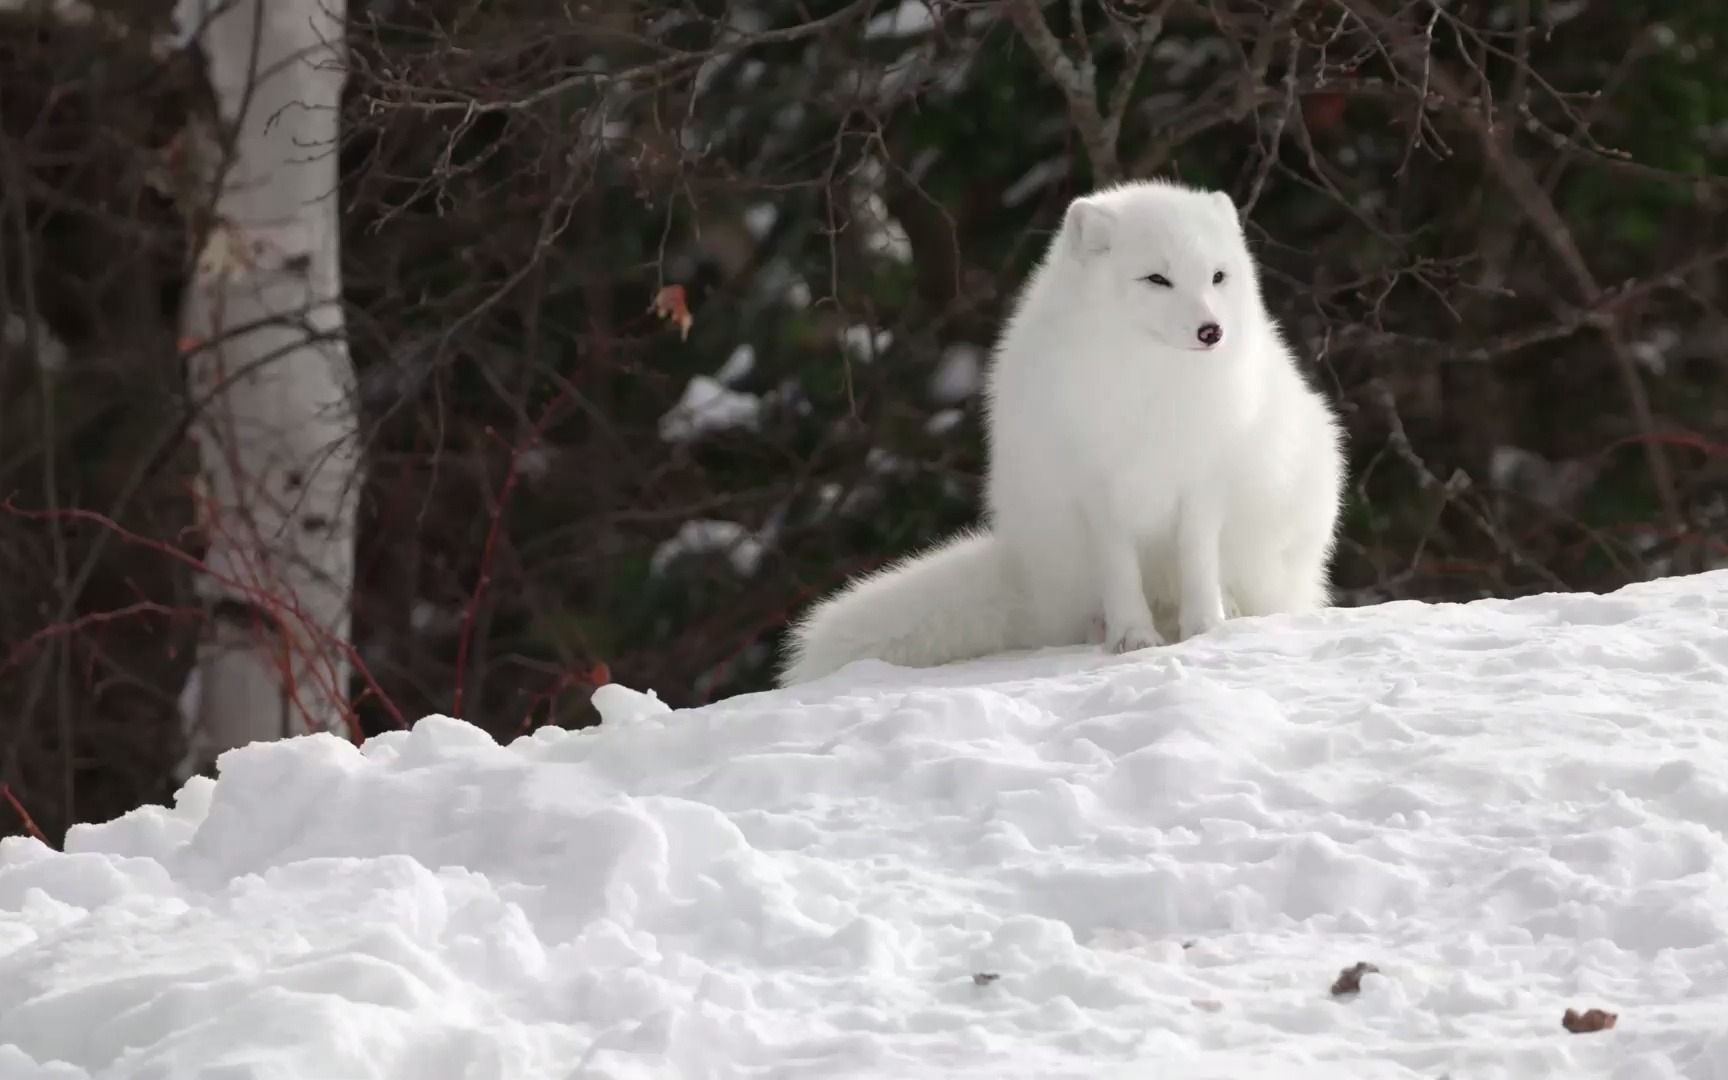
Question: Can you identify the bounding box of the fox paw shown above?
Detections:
[1177,610,1227,642]
[1104,621,1163,655]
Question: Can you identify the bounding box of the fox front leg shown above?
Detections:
[1084,507,1163,655]
[1175,493,1228,641]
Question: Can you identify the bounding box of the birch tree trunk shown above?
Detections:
[175,0,360,777]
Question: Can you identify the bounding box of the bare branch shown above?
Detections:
[1104,0,1173,147]
[361,1,872,116]
[1005,0,1118,182]
[1339,0,1687,540]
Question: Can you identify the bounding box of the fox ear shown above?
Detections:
[1213,190,1240,222]
[1062,197,1115,261]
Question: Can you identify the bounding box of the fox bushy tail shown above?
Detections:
[777,530,1028,686]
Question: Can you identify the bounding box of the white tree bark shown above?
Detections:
[175,0,360,776]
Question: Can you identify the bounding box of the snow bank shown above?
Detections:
[7,574,1728,1078]
[657,374,762,444]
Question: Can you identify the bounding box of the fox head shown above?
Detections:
[1058,180,1258,354]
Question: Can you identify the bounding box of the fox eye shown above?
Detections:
[1142,274,1172,288]
[1212,270,1226,284]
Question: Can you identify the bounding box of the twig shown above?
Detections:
[1,783,49,846]
[361,1,872,115]
[1308,242,1728,364]
[1341,0,1686,540]
[1006,0,1144,183]
[0,499,403,733]
[1372,380,1567,590]
[0,602,202,680]
[451,426,534,720]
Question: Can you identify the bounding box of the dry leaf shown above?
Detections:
[1191,998,1224,1012]
[649,284,693,341]
[1330,961,1380,996]
[1562,1007,1618,1034]
[971,972,999,986]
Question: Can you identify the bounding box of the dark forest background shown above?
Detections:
[4,0,1727,842]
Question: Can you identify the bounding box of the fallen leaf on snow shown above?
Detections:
[1330,961,1381,996]
[1562,1007,1618,1033]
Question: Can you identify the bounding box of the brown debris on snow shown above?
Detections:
[1562,1007,1618,1033]
[1330,961,1381,996]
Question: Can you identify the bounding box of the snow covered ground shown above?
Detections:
[6,573,1728,1079]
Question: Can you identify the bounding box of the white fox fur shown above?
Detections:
[778,179,1346,686]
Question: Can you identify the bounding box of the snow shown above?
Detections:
[1490,445,1597,510]
[754,257,812,309]
[3,312,69,375]
[930,342,984,403]
[1631,327,1680,374]
[715,344,756,385]
[858,193,914,264]
[649,519,768,578]
[9,573,1728,1078]
[839,324,894,363]
[658,375,762,444]
[590,683,672,725]
[926,407,965,435]
[864,0,937,39]
[743,203,779,240]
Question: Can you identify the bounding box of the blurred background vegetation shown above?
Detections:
[3,0,1727,841]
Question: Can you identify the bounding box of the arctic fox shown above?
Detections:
[778,179,1346,686]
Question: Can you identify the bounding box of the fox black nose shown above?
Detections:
[1197,322,1222,347]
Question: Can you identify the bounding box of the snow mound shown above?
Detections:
[8,574,1728,1078]
[658,375,761,444]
